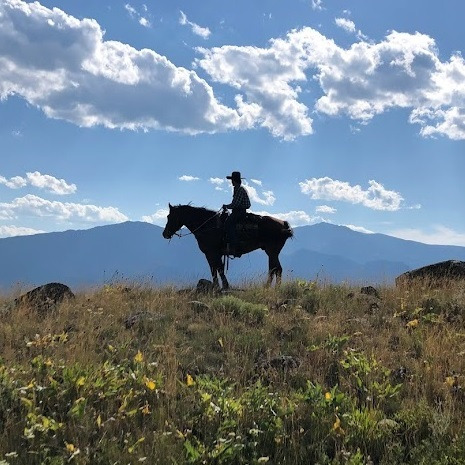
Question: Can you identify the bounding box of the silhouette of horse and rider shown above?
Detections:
[162,171,293,289]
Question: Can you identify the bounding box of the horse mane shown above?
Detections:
[172,204,217,221]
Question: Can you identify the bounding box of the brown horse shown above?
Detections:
[162,204,293,289]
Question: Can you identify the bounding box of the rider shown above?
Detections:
[222,171,251,256]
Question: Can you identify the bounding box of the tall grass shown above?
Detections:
[1,279,465,464]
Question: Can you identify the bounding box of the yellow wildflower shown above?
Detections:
[325,392,332,401]
[332,416,345,435]
[186,374,195,386]
[406,319,419,329]
[65,442,75,452]
[144,377,156,390]
[445,376,457,387]
[96,414,102,428]
[134,350,144,363]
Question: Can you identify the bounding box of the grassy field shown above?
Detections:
[1,279,465,464]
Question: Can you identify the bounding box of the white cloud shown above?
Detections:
[26,171,77,195]
[209,177,226,191]
[311,0,324,11]
[1,171,76,194]
[250,179,262,186]
[178,175,200,182]
[142,208,168,226]
[316,205,336,213]
[253,210,318,227]
[209,177,224,186]
[2,0,465,140]
[388,225,465,247]
[125,3,151,28]
[0,175,27,189]
[335,18,356,34]
[179,11,211,39]
[300,177,404,211]
[344,224,374,234]
[0,225,45,238]
[0,0,240,135]
[244,183,276,206]
[0,195,128,223]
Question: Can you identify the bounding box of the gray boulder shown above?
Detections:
[396,260,465,286]
[15,282,75,313]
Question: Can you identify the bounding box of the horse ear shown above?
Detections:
[168,203,172,209]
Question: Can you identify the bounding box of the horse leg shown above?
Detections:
[265,249,282,287]
[207,254,229,290]
[206,255,220,288]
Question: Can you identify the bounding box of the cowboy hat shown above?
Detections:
[226,171,244,181]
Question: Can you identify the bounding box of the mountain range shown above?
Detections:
[1,221,465,291]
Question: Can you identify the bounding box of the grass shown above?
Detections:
[0,279,465,464]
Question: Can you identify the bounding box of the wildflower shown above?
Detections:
[325,392,332,401]
[332,416,345,435]
[186,374,195,386]
[76,376,85,387]
[144,377,156,390]
[445,376,457,387]
[406,319,419,329]
[96,414,102,428]
[141,403,150,415]
[134,351,144,363]
[65,442,76,452]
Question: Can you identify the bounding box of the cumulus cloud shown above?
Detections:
[124,3,151,28]
[0,0,240,135]
[311,0,324,11]
[300,177,404,211]
[178,175,200,182]
[197,26,465,140]
[335,17,356,34]
[1,171,76,194]
[209,177,226,191]
[0,195,128,223]
[252,210,318,227]
[0,175,27,189]
[0,225,45,238]
[2,0,465,140]
[388,225,465,247]
[179,11,211,39]
[244,183,276,206]
[316,205,336,214]
[250,179,263,186]
[142,208,168,226]
[26,171,77,195]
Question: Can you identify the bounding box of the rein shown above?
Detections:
[171,208,223,239]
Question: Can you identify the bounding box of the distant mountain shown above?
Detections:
[1,221,465,290]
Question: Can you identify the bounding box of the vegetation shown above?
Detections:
[1,278,465,464]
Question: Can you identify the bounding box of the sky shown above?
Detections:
[1,0,465,246]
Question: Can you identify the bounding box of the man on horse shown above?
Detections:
[222,171,251,256]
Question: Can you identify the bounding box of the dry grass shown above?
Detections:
[1,279,465,464]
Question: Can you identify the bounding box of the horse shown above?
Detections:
[162,204,293,289]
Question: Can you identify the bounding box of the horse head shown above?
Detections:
[162,203,184,239]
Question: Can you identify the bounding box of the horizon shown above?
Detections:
[1,0,464,246]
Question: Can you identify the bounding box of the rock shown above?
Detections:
[15,282,75,313]
[360,286,380,299]
[396,260,465,287]
[124,311,165,329]
[196,279,217,294]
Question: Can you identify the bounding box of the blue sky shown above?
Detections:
[1,0,465,245]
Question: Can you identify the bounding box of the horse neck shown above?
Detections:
[180,206,215,233]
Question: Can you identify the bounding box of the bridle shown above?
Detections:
[166,208,224,240]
